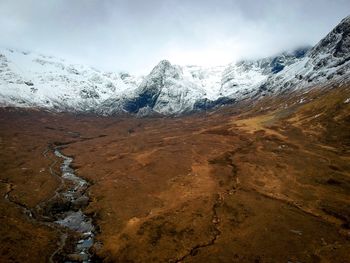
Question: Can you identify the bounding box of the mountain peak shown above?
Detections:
[148,59,181,81]
[340,15,350,24]
[150,60,173,73]
[310,15,350,58]
[157,59,172,67]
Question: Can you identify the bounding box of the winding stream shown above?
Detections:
[2,144,97,262]
[53,148,95,262]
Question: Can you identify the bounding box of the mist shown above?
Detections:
[1,0,349,74]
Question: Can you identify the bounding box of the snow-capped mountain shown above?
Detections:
[0,49,142,111]
[260,15,350,95]
[219,47,310,100]
[1,15,349,115]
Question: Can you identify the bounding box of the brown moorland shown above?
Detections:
[0,85,349,262]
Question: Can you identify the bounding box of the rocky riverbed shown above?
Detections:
[52,148,95,262]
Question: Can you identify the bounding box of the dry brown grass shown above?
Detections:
[0,85,349,262]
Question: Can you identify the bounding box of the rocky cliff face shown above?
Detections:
[0,16,349,115]
[259,16,350,97]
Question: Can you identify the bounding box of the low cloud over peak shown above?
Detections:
[1,0,349,73]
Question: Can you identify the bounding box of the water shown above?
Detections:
[54,149,95,262]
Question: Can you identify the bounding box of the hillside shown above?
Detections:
[1,82,349,262]
[1,16,349,115]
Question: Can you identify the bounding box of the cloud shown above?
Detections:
[0,0,349,74]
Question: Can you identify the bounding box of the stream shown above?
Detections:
[53,148,95,262]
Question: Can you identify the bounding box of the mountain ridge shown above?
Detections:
[0,15,349,115]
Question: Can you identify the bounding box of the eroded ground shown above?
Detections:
[1,86,350,262]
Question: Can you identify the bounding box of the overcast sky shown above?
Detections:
[1,0,349,74]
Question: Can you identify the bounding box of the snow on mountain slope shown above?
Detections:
[182,65,225,100]
[122,61,228,114]
[0,48,141,111]
[0,15,349,115]
[261,16,350,95]
[220,47,311,98]
[125,47,312,114]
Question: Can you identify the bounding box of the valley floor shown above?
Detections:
[0,85,350,262]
